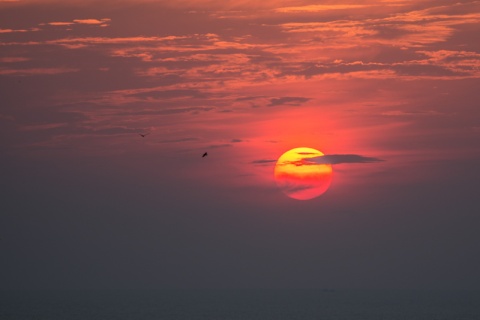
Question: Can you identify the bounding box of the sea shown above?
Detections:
[1,289,479,320]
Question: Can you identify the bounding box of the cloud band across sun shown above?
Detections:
[253,154,384,166]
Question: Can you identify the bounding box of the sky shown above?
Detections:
[1,0,480,292]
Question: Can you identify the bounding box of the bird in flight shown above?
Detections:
[202,152,208,157]
[139,133,150,138]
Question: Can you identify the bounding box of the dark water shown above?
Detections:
[1,289,479,320]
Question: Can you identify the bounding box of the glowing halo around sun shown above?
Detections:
[274,147,333,200]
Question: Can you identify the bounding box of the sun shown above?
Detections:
[274,147,333,200]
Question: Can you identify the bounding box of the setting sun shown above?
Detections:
[274,147,333,200]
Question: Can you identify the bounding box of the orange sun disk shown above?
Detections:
[274,147,333,200]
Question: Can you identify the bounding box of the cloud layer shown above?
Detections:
[253,154,384,166]
[0,0,478,179]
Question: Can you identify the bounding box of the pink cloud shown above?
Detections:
[73,18,111,25]
[48,35,187,47]
[0,28,29,33]
[275,4,370,13]
[47,22,75,26]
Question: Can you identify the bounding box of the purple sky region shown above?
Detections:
[1,0,480,291]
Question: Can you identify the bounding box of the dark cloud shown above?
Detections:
[128,89,207,100]
[391,64,460,77]
[114,106,213,116]
[247,54,283,64]
[306,154,384,165]
[235,95,266,101]
[268,96,311,107]
[279,59,470,78]
[251,159,276,164]
[231,139,242,143]
[279,62,378,78]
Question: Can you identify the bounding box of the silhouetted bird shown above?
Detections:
[202,152,208,157]
[139,133,150,138]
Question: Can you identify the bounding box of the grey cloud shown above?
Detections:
[235,95,266,101]
[252,159,276,164]
[391,64,460,77]
[280,62,378,78]
[306,154,384,165]
[268,96,311,107]
[247,54,282,64]
[128,89,207,100]
[279,58,469,78]
[115,106,213,116]
[253,154,383,166]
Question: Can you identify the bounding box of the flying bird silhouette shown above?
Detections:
[202,152,208,157]
[139,133,150,138]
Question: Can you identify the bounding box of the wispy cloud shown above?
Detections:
[73,18,111,25]
[46,35,187,48]
[275,5,370,13]
[0,67,79,76]
[39,18,112,28]
[0,28,38,33]
[128,89,208,100]
[46,22,75,26]
[381,110,444,117]
[252,159,277,164]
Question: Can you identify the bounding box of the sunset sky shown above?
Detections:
[1,0,479,291]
